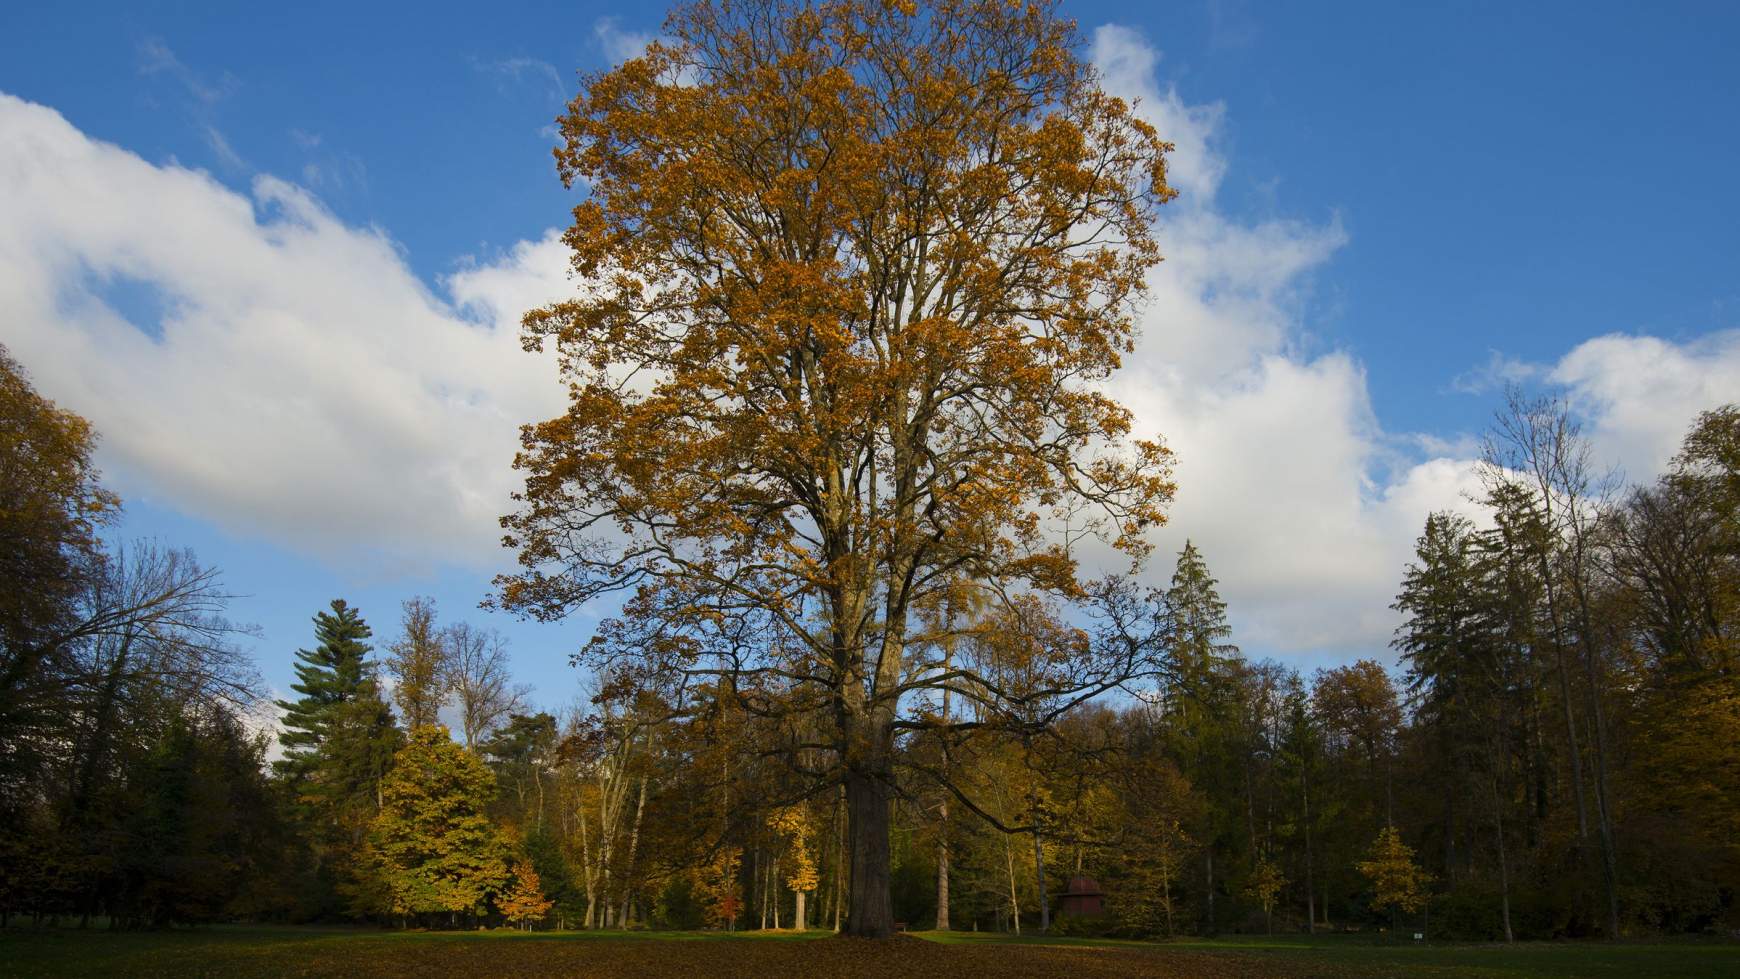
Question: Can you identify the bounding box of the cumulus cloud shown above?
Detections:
[0,93,571,572]
[1550,330,1740,481]
[31,12,1693,663]
[1089,25,1481,655]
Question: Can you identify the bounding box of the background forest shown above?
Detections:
[3,342,1736,939]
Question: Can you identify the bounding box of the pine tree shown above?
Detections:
[1167,541,1238,685]
[275,600,375,785]
[499,860,554,930]
[362,725,508,923]
[1161,541,1239,935]
[273,601,400,847]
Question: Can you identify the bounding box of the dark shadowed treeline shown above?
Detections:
[2,337,1735,937]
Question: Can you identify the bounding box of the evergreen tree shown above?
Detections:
[275,600,376,785]
[1167,541,1238,685]
[274,600,400,918]
[1160,541,1240,934]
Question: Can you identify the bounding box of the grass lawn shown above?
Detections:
[1,925,1734,978]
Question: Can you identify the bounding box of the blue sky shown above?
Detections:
[3,0,1737,719]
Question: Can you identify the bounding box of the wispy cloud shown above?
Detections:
[469,55,567,103]
[138,37,246,174]
[204,125,245,171]
[137,37,238,106]
[288,129,367,193]
[593,18,659,65]
[1448,348,1541,395]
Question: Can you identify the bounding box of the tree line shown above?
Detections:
[5,339,1735,936]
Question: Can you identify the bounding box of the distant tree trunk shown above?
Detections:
[1033,824,1051,932]
[1205,848,1216,936]
[1492,767,1514,943]
[1003,827,1022,936]
[619,777,647,927]
[1571,585,1622,938]
[1303,760,1316,935]
[935,809,950,932]
[757,849,768,931]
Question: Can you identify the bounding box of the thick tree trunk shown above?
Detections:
[795,888,807,931]
[843,768,894,938]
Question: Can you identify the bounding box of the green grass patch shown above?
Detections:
[1,924,1734,978]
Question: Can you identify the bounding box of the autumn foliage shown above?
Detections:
[501,0,1177,938]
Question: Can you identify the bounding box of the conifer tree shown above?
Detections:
[1161,541,1238,933]
[1167,542,1238,679]
[275,600,375,785]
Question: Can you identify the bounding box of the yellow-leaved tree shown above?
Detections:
[498,0,1177,937]
[499,860,554,930]
[768,805,819,930]
[693,846,742,930]
[1358,826,1430,935]
[1244,857,1286,935]
[361,726,509,926]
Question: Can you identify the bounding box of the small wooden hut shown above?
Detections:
[1058,875,1106,917]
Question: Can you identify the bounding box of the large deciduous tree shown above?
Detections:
[500,0,1176,936]
[362,726,509,923]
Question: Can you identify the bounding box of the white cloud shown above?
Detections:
[1549,330,1740,481]
[0,93,571,572]
[593,17,659,65]
[1090,25,1479,655]
[28,12,1717,667]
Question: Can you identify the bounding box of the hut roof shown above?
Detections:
[1060,875,1104,898]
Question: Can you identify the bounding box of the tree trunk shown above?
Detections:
[1205,848,1216,936]
[1571,584,1622,938]
[1492,767,1514,943]
[1033,827,1050,933]
[834,783,846,931]
[795,888,807,931]
[1303,756,1316,935]
[935,805,950,932]
[936,637,953,932]
[843,768,894,938]
[619,777,647,928]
